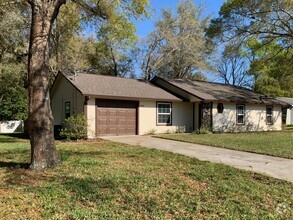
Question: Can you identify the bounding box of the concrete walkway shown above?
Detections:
[102,135,293,183]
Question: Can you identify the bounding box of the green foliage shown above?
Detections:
[208,0,293,49]
[49,2,83,74]
[0,3,29,121]
[145,128,156,135]
[247,40,293,97]
[60,114,87,140]
[207,0,293,96]
[0,64,27,121]
[87,14,137,77]
[194,125,212,134]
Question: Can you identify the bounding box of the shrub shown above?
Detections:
[146,128,156,135]
[60,114,87,140]
[165,129,172,134]
[195,125,212,134]
[175,126,185,133]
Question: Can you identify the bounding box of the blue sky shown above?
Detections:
[134,0,226,38]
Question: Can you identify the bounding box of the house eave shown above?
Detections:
[83,94,183,102]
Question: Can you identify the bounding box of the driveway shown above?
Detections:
[102,135,293,183]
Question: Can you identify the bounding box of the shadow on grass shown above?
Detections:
[0,133,29,143]
[0,133,29,139]
[0,138,22,143]
[0,161,30,168]
[65,176,116,192]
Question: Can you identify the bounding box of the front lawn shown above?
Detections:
[156,131,293,159]
[0,134,292,219]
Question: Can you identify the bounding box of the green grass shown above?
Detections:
[155,131,293,159]
[284,125,293,131]
[0,134,292,219]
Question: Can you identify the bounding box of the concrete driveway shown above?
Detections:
[102,135,293,183]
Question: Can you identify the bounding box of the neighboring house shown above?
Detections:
[0,121,24,133]
[50,72,288,138]
[276,97,293,125]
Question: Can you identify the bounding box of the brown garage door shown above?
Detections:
[96,99,138,136]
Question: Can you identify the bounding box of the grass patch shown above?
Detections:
[0,134,292,219]
[284,125,293,131]
[155,131,293,159]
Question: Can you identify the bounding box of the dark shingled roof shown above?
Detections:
[62,72,182,101]
[276,97,293,106]
[153,76,288,106]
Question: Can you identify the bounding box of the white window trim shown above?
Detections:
[157,102,172,125]
[236,104,245,125]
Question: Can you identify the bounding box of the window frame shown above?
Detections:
[65,101,71,119]
[156,102,172,126]
[266,105,274,125]
[236,104,245,125]
[217,103,224,114]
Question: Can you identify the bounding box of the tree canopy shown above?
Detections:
[140,0,213,80]
[207,0,293,97]
[208,0,293,50]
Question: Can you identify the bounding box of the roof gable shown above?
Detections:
[58,72,182,101]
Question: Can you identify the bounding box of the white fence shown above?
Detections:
[0,121,24,133]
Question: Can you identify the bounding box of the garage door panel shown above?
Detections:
[109,110,117,116]
[117,128,126,133]
[109,119,117,125]
[126,119,135,125]
[118,119,126,125]
[97,119,107,126]
[126,128,135,133]
[109,127,117,134]
[96,100,137,136]
[98,109,108,116]
[97,127,108,134]
[126,110,135,116]
[118,111,126,117]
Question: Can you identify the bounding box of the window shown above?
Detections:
[157,102,172,125]
[217,103,224,113]
[236,104,245,124]
[266,106,273,125]
[65,101,70,119]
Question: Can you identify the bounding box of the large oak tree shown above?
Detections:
[23,0,148,169]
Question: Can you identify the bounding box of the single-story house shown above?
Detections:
[50,72,288,138]
[277,97,293,125]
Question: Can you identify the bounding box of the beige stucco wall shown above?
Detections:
[51,77,84,125]
[212,102,282,132]
[86,98,96,138]
[138,101,193,135]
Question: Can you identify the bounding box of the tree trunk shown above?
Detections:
[28,0,65,169]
